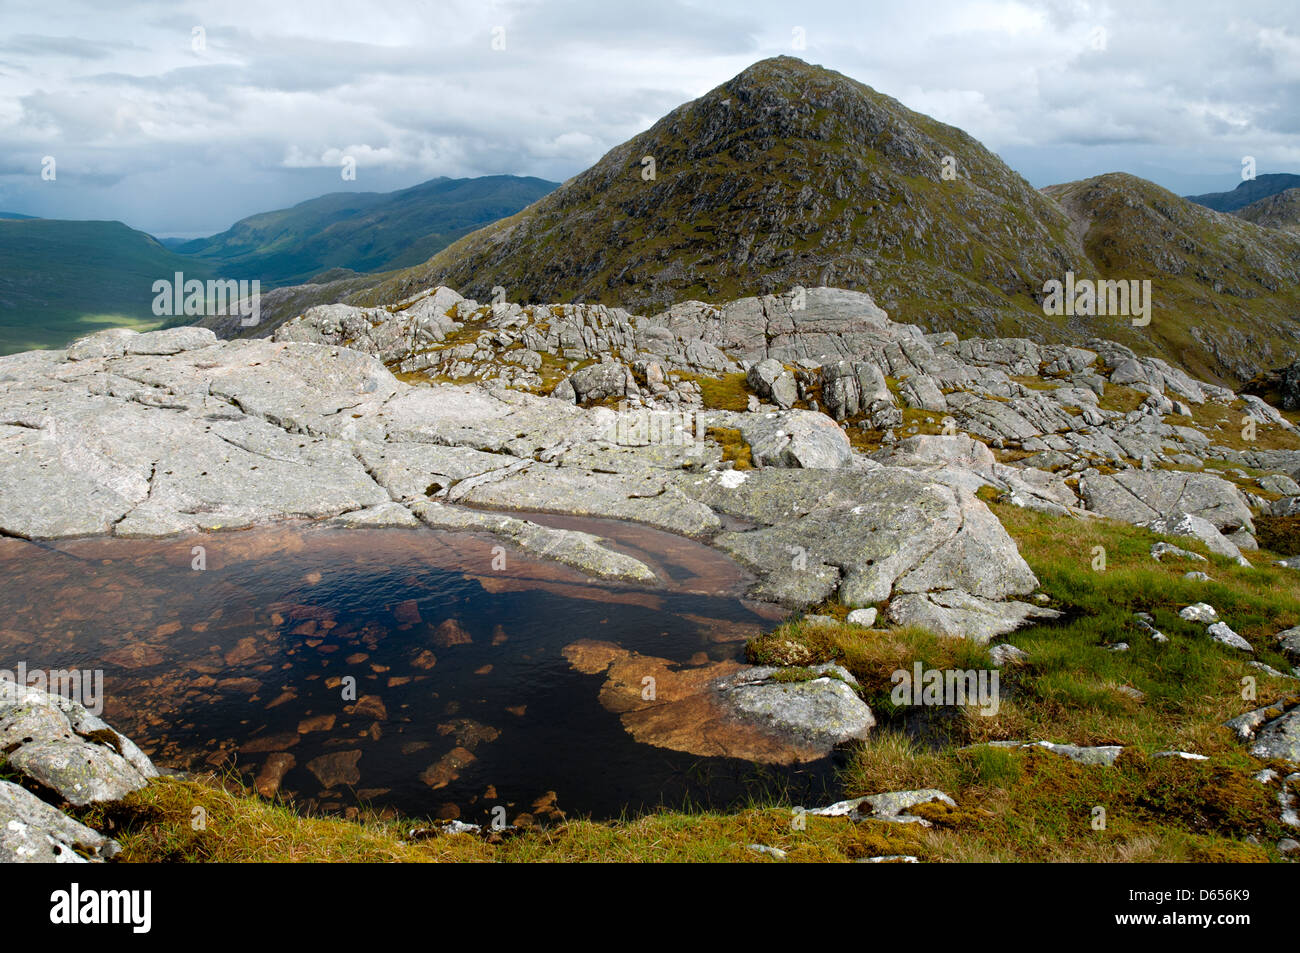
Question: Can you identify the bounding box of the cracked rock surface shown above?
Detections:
[2,320,1058,638]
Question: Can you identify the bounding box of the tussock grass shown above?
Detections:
[80,774,923,863]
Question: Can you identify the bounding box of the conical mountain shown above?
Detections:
[230,57,1300,383]
[383,56,1081,338]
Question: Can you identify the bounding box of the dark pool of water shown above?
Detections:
[0,514,842,823]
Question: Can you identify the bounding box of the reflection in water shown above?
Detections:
[0,516,839,823]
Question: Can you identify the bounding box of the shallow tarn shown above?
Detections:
[0,514,843,823]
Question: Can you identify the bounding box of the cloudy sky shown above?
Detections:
[1,0,1297,237]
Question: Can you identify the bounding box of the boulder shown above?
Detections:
[0,780,120,863]
[729,410,853,469]
[1141,514,1250,565]
[1251,708,1300,763]
[746,358,797,409]
[567,361,637,404]
[714,663,875,751]
[0,682,158,807]
[685,467,1047,637]
[1081,470,1254,535]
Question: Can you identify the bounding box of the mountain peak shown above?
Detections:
[239,60,1300,385]
[367,56,1073,338]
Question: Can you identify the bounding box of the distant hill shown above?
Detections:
[229,58,1300,385]
[1232,188,1300,229]
[0,175,555,353]
[0,219,216,355]
[174,175,558,287]
[0,212,37,220]
[1043,174,1300,383]
[1185,173,1300,212]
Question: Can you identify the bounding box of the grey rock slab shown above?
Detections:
[1020,741,1124,766]
[708,473,962,605]
[459,464,721,537]
[410,501,658,584]
[124,326,218,355]
[327,502,421,529]
[886,590,1059,644]
[199,340,399,438]
[354,440,516,501]
[64,328,136,362]
[1251,708,1300,763]
[1151,541,1207,562]
[714,666,875,752]
[1207,621,1253,652]
[0,420,149,538]
[1142,513,1250,565]
[809,788,955,825]
[378,384,603,456]
[684,466,1038,618]
[871,433,996,472]
[1081,470,1254,534]
[0,780,119,863]
[1278,626,1300,661]
[1226,705,1277,742]
[723,409,853,469]
[893,486,1040,600]
[143,418,390,528]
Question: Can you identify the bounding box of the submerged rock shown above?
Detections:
[562,640,872,763]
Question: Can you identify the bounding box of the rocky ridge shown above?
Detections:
[214,58,1300,386]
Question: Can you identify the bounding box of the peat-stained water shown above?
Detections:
[0,515,841,823]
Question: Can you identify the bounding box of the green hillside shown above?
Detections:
[0,219,215,354]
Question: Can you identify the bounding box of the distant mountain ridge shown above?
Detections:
[1185,173,1300,212]
[174,174,558,287]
